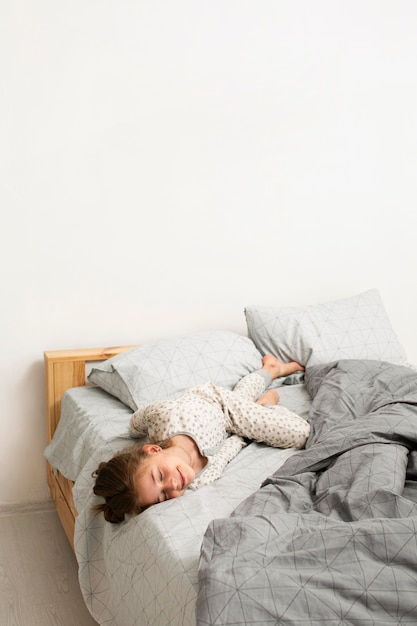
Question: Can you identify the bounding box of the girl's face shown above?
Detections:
[134,444,195,508]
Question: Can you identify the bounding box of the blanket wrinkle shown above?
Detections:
[197,359,417,626]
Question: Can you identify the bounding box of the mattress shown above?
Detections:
[45,380,312,626]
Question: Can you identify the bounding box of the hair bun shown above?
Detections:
[103,502,125,524]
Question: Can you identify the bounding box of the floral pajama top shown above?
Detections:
[130,370,310,489]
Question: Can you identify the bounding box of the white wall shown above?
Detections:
[1,0,417,506]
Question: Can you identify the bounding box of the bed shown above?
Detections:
[44,289,417,625]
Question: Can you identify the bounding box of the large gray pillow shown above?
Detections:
[245,289,407,368]
[88,330,262,410]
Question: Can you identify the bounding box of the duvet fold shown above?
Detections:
[197,359,417,626]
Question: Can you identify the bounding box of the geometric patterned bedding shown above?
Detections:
[46,380,312,625]
[74,442,298,625]
[197,359,417,625]
[44,385,133,482]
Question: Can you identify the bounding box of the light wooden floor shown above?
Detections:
[0,505,98,625]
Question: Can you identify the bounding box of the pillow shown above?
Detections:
[88,331,262,410]
[245,289,408,368]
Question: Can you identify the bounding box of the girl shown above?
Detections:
[93,355,310,523]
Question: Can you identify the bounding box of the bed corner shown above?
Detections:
[44,345,135,548]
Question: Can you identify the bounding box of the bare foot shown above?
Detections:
[256,389,280,406]
[262,354,304,380]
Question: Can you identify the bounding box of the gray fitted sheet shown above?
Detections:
[44,379,312,625]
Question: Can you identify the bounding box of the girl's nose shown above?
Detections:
[167,489,182,499]
[165,474,181,496]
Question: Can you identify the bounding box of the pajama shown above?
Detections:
[130,370,310,489]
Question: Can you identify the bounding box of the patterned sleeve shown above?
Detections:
[129,406,149,438]
[189,435,246,490]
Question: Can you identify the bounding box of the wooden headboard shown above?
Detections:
[44,345,136,547]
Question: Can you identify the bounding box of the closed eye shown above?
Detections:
[159,471,167,502]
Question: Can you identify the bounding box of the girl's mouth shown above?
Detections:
[178,468,185,489]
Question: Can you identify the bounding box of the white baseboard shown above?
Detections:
[0,498,55,517]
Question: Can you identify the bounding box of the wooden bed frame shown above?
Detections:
[44,345,136,549]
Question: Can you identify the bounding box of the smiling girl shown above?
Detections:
[93,355,310,523]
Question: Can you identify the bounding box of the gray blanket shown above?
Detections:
[197,360,417,625]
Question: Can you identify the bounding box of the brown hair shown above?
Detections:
[92,444,148,524]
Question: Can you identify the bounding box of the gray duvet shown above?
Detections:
[197,360,417,625]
